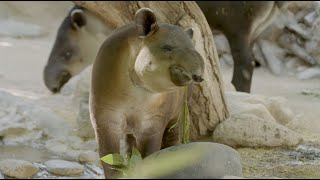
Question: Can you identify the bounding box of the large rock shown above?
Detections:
[304,18,320,63]
[297,67,320,80]
[0,159,39,179]
[225,91,266,105]
[225,92,277,123]
[78,151,98,164]
[44,159,84,176]
[284,56,308,74]
[78,139,98,151]
[44,136,97,161]
[141,142,242,179]
[60,65,93,139]
[255,1,320,77]
[224,82,236,92]
[264,97,297,126]
[286,1,317,14]
[76,101,95,139]
[212,114,303,147]
[304,39,320,63]
[0,91,71,145]
[257,39,285,75]
[282,9,312,40]
[23,104,72,139]
[303,11,318,27]
[258,10,286,42]
[73,64,91,97]
[228,100,277,123]
[252,42,267,67]
[220,53,234,66]
[225,92,298,126]
[278,29,316,66]
[35,93,77,129]
[213,33,231,55]
[0,105,39,144]
[221,92,303,147]
[61,65,92,100]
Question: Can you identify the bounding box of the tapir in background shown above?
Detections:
[43,2,290,93]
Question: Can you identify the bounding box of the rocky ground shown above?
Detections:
[0,1,320,179]
[216,3,320,178]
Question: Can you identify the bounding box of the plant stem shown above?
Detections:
[182,86,190,144]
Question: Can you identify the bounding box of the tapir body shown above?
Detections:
[89,8,204,178]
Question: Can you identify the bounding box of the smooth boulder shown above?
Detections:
[44,159,84,176]
[212,114,303,147]
[0,159,39,179]
[142,142,242,179]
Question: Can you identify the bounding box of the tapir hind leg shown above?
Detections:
[226,33,254,93]
[161,122,180,149]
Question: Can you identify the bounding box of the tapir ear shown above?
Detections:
[70,9,86,29]
[135,8,159,38]
[185,28,194,39]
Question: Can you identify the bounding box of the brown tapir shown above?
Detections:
[89,8,204,178]
[44,2,289,94]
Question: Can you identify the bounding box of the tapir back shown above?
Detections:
[197,1,276,36]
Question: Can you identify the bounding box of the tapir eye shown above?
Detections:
[162,45,173,52]
[64,51,72,60]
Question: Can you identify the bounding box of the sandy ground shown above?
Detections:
[1,1,320,179]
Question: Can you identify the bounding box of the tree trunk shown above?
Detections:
[73,1,229,140]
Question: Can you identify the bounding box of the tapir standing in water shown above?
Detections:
[43,2,289,94]
[89,8,204,178]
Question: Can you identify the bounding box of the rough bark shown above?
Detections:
[73,1,229,140]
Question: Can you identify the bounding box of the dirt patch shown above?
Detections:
[237,144,320,178]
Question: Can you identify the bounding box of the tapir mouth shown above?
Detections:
[58,71,72,89]
[48,71,71,93]
[192,74,204,82]
[170,65,204,86]
[177,67,192,81]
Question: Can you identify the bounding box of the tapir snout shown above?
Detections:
[43,65,71,93]
[169,48,205,86]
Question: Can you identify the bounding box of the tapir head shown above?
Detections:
[44,5,109,93]
[133,8,205,93]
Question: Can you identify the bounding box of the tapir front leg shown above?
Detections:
[227,33,254,93]
[92,112,123,179]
